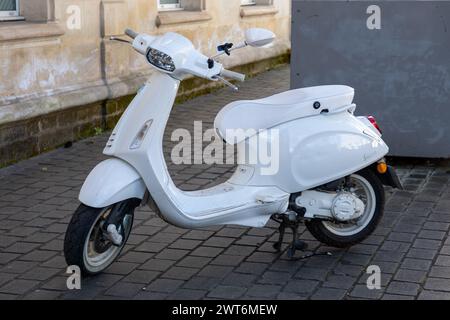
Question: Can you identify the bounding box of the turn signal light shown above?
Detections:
[377,162,387,174]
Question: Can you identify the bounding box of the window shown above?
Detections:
[155,0,210,27]
[0,0,20,20]
[241,0,256,5]
[240,0,277,18]
[158,0,182,11]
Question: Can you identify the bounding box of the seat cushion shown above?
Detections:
[214,85,354,144]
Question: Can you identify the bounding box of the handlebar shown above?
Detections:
[220,69,245,82]
[125,28,138,39]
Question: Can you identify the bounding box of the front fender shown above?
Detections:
[79,158,146,208]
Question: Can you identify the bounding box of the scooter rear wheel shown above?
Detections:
[305,169,384,248]
[63,200,135,276]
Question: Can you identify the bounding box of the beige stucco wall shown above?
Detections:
[0,0,291,126]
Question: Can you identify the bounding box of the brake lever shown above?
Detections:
[213,76,239,91]
[110,36,132,44]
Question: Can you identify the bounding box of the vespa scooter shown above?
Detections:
[64,28,402,275]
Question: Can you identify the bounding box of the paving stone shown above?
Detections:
[0,235,21,248]
[417,230,446,240]
[177,256,212,269]
[0,252,20,264]
[435,255,450,266]
[0,279,39,295]
[147,279,184,293]
[19,250,57,262]
[246,284,282,298]
[406,248,438,260]
[139,259,176,272]
[203,236,235,248]
[440,245,450,255]
[246,252,277,263]
[381,293,415,300]
[182,230,215,240]
[216,227,247,238]
[394,269,427,283]
[123,270,160,284]
[184,276,222,290]
[191,246,224,257]
[23,289,63,300]
[1,260,38,274]
[84,273,123,288]
[134,241,167,253]
[118,251,152,264]
[429,266,450,279]
[223,245,256,256]
[104,262,139,275]
[418,290,450,300]
[0,273,16,287]
[162,266,199,280]
[386,281,420,296]
[235,262,268,275]
[208,285,247,299]
[235,236,266,246]
[154,249,189,261]
[283,279,319,295]
[104,282,145,298]
[211,254,245,267]
[20,267,61,281]
[311,287,347,300]
[169,239,201,250]
[322,275,357,290]
[401,258,432,271]
[295,267,330,281]
[373,250,406,263]
[134,291,168,300]
[169,288,206,300]
[424,278,450,292]
[222,273,257,287]
[198,265,233,279]
[349,284,383,299]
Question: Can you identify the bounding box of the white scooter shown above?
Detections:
[64,28,402,275]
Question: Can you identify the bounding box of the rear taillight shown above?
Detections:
[366,115,382,134]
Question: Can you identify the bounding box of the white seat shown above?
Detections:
[214,85,354,144]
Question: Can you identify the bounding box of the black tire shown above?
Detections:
[305,169,385,248]
[64,201,135,276]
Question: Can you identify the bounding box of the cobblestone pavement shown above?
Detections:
[1,65,450,300]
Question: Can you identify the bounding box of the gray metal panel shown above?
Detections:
[291,0,450,157]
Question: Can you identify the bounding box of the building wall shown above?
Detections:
[0,0,291,166]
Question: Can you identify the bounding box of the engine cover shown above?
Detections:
[331,192,365,221]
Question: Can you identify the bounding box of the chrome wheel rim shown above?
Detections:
[83,207,132,273]
[322,174,376,236]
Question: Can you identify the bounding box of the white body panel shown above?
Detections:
[234,111,388,192]
[79,158,146,208]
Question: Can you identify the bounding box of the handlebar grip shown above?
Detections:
[220,69,246,82]
[125,28,138,39]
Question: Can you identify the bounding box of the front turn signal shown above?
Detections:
[377,161,387,174]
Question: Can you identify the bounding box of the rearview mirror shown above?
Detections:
[245,28,275,47]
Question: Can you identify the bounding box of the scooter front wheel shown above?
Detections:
[305,169,385,248]
[63,200,135,275]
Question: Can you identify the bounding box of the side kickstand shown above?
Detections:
[272,221,285,252]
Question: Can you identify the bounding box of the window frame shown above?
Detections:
[158,0,182,11]
[0,0,20,19]
[241,0,256,6]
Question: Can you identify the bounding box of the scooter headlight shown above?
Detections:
[146,48,175,72]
